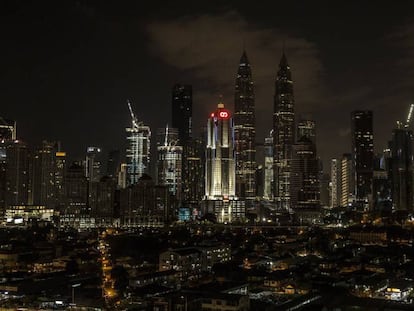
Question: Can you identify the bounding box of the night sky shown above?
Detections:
[2,1,414,170]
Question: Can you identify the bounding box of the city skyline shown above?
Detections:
[3,2,414,310]
[3,1,414,169]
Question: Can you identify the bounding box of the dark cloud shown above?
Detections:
[147,12,414,169]
[147,11,326,139]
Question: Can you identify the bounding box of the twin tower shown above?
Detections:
[205,50,297,213]
[126,50,299,222]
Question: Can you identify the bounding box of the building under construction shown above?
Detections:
[125,100,151,186]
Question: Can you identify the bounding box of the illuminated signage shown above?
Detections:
[56,152,66,157]
[210,108,230,119]
[219,111,228,118]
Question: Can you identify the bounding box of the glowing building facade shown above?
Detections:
[273,53,295,210]
[340,153,353,207]
[330,159,339,208]
[234,51,256,200]
[205,103,235,200]
[204,102,244,222]
[126,101,151,186]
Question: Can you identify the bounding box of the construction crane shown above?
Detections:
[405,103,414,128]
[127,99,139,129]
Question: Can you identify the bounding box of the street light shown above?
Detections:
[71,283,81,305]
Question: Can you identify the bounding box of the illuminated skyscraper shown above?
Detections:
[0,118,16,210]
[291,137,320,222]
[263,131,273,200]
[330,159,339,208]
[85,146,102,182]
[204,102,244,222]
[351,111,373,204]
[273,53,295,210]
[54,150,66,206]
[126,101,151,186]
[172,84,192,144]
[234,51,256,199]
[340,153,353,207]
[156,126,182,200]
[205,102,235,199]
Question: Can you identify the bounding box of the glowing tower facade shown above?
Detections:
[205,102,235,199]
[234,51,256,200]
[126,101,151,186]
[273,53,295,210]
[204,102,244,222]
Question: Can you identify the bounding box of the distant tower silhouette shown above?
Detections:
[351,110,373,205]
[172,84,192,144]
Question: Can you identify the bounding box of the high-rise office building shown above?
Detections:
[85,147,102,182]
[263,131,273,200]
[205,102,236,200]
[340,153,353,207]
[330,159,339,208]
[234,50,256,200]
[120,174,172,227]
[61,162,90,228]
[106,149,120,179]
[182,137,204,206]
[273,53,295,210]
[0,120,16,210]
[31,141,56,208]
[319,173,331,208]
[126,101,151,186]
[373,152,392,211]
[204,102,244,222]
[291,137,320,213]
[54,150,66,207]
[0,143,6,210]
[5,141,30,207]
[351,111,374,204]
[89,176,116,227]
[118,163,128,189]
[389,126,413,211]
[172,84,192,144]
[156,126,182,200]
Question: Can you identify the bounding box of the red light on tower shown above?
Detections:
[218,109,230,119]
[210,112,215,118]
[219,111,228,118]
